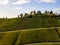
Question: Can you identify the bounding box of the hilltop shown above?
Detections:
[0,11,60,45]
[0,10,60,31]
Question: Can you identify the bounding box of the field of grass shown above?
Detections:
[0,18,60,31]
[14,28,60,45]
[55,28,60,37]
[0,17,60,45]
[0,31,19,45]
[0,28,60,45]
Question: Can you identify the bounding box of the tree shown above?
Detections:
[37,11,42,15]
[33,11,36,15]
[50,10,53,14]
[6,17,7,19]
[44,10,49,14]
[49,10,54,16]
[24,13,28,17]
[20,13,23,18]
[28,15,33,18]
[30,11,36,15]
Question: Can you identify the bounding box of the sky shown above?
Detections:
[0,0,60,18]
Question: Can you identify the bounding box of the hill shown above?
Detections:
[0,11,60,45]
[0,28,60,45]
[0,17,60,31]
[0,10,60,31]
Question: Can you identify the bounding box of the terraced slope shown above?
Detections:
[0,17,60,45]
[0,28,60,45]
[0,17,60,31]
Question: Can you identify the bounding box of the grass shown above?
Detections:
[0,28,60,45]
[55,28,60,38]
[0,18,60,31]
[15,28,60,45]
[56,28,60,34]
[0,17,60,45]
[0,31,19,45]
[24,43,60,45]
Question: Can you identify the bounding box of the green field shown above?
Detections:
[0,17,60,31]
[0,16,60,45]
[0,31,19,45]
[0,28,60,45]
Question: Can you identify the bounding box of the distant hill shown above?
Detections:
[0,16,60,31]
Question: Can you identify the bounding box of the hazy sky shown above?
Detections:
[0,0,60,18]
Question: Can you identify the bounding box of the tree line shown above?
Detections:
[2,10,60,19]
[18,10,60,18]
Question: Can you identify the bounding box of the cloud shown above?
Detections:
[54,8,60,11]
[25,7,37,13]
[35,0,56,3]
[0,0,9,5]
[12,0,31,4]
[53,8,60,13]
[14,7,22,10]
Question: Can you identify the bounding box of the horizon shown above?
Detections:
[0,0,60,18]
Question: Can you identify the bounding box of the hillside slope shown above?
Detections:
[0,17,60,31]
[0,28,60,45]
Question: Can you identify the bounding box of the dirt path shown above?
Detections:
[24,42,60,45]
[0,27,60,33]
